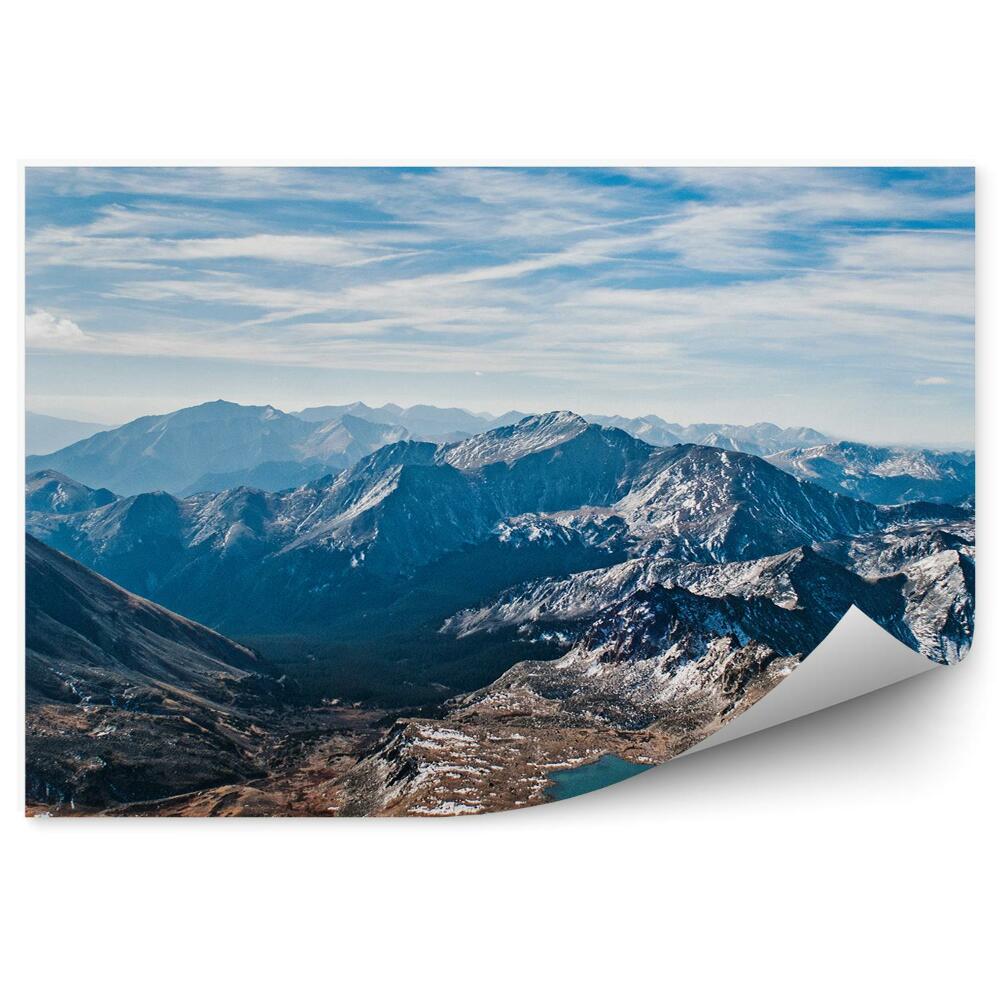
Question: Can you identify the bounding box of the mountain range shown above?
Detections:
[27,400,974,506]
[338,532,974,816]
[766,441,975,505]
[24,403,976,816]
[27,410,971,652]
[26,401,409,496]
[340,513,974,816]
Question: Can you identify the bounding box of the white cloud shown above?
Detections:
[28,228,429,270]
[25,310,93,349]
[833,231,974,273]
[915,376,951,385]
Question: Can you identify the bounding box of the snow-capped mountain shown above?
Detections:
[438,411,591,469]
[27,413,970,647]
[816,518,974,579]
[298,401,829,455]
[614,443,882,561]
[339,536,971,816]
[28,399,973,506]
[444,531,972,665]
[898,549,974,664]
[25,469,117,514]
[445,546,901,640]
[764,441,975,505]
[336,559,893,816]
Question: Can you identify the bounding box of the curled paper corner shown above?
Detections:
[683,606,939,758]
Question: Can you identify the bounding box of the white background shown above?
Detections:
[1,2,995,997]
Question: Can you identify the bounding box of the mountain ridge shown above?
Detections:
[27,400,974,506]
[27,412,969,647]
[765,440,975,505]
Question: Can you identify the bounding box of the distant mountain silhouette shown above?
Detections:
[26,411,115,455]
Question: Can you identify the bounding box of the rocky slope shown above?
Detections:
[339,528,974,815]
[339,541,971,816]
[339,573,822,816]
[25,534,279,810]
[815,517,975,662]
[444,546,911,643]
[614,444,882,560]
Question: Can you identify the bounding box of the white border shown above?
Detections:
[3,4,994,995]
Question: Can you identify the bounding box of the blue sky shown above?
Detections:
[25,166,974,445]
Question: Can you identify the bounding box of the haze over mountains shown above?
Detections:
[26,411,115,456]
[766,441,975,506]
[26,399,975,504]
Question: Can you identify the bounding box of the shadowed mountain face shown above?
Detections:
[25,535,279,809]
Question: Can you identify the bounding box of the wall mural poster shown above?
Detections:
[24,167,975,817]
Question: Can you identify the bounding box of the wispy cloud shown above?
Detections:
[24,166,975,444]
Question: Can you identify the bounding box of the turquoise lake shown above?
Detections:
[546,754,653,802]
